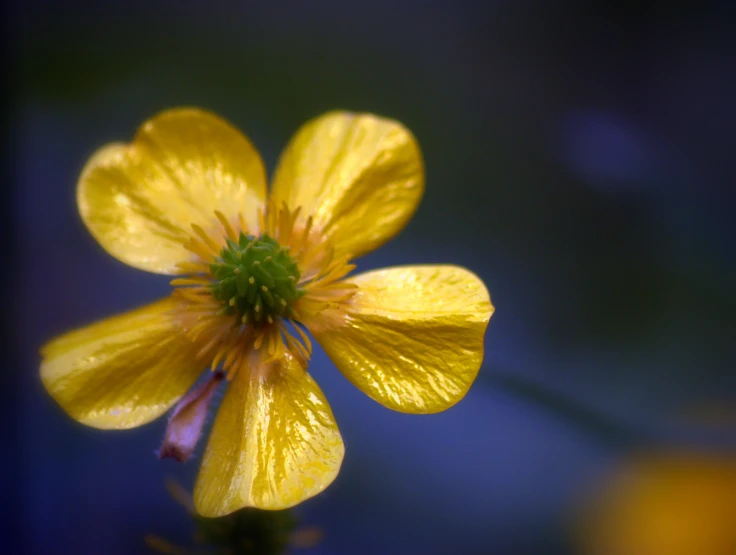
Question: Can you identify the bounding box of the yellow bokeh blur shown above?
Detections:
[576,452,736,555]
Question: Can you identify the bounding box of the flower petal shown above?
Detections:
[194,352,344,515]
[310,265,493,414]
[40,298,205,429]
[78,108,267,274]
[270,111,424,260]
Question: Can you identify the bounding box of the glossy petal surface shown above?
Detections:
[40,298,205,429]
[194,352,344,515]
[311,265,493,413]
[270,111,424,260]
[78,108,267,274]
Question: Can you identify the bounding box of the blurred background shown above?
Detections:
[4,1,735,553]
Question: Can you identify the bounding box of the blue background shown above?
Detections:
[4,1,735,553]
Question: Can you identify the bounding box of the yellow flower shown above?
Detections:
[40,108,494,516]
[576,452,736,555]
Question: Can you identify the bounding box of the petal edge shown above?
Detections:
[194,352,344,515]
[311,265,493,414]
[270,111,424,260]
[40,298,205,429]
[77,108,267,274]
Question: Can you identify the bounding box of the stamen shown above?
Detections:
[190,224,221,254]
[169,277,210,287]
[257,207,267,237]
[175,261,211,274]
[292,323,313,355]
[182,239,214,262]
[214,210,237,242]
[174,288,210,303]
[171,206,355,381]
[196,334,221,360]
[238,213,249,236]
[223,341,241,370]
[210,345,227,370]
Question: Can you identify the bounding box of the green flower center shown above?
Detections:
[209,233,304,325]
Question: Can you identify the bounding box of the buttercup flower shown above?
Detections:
[40,108,494,516]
